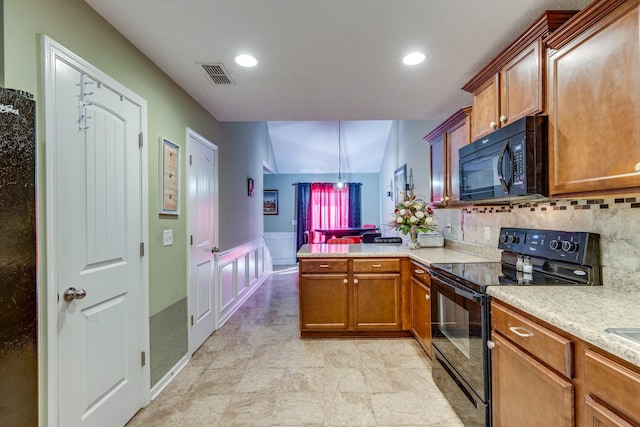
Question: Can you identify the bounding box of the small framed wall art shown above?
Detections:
[393,164,407,204]
[263,190,278,215]
[160,137,180,215]
[248,178,255,197]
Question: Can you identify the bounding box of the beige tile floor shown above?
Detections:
[127,266,464,426]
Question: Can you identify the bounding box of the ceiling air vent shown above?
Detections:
[200,63,235,85]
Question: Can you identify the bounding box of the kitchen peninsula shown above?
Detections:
[296,242,495,339]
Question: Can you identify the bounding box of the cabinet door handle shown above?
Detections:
[343,279,348,284]
[509,326,534,337]
[490,121,497,129]
[499,115,507,123]
[425,294,430,300]
[319,264,330,268]
[354,279,359,284]
[414,269,425,274]
[371,264,382,268]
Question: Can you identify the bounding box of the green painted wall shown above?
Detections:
[3,0,270,420]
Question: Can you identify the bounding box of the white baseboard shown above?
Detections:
[149,353,190,401]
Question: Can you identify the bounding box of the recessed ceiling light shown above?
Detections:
[235,54,258,67]
[403,52,426,66]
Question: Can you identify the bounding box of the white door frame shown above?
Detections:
[42,35,150,426]
[186,127,220,354]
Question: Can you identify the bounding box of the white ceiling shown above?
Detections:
[84,0,590,173]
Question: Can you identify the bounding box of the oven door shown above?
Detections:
[430,271,490,402]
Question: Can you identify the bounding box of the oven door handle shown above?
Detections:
[452,285,483,303]
[430,272,485,303]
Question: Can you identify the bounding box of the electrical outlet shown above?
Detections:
[163,229,173,246]
[484,226,491,240]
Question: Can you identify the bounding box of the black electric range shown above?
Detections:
[430,227,602,292]
[427,227,602,427]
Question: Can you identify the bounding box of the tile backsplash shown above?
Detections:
[436,196,640,294]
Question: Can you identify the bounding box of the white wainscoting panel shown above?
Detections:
[264,232,296,265]
[217,238,273,327]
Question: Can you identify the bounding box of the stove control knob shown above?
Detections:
[506,235,519,244]
[562,241,579,253]
[550,240,560,250]
[500,234,507,243]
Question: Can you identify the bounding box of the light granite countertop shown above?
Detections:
[297,242,496,265]
[488,286,640,368]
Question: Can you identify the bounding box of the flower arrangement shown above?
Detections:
[388,190,437,248]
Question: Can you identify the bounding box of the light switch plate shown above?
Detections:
[163,229,173,246]
[484,226,491,240]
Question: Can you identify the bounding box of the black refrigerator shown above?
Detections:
[0,88,37,426]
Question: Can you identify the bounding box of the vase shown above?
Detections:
[408,230,420,249]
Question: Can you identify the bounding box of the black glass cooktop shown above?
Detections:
[429,261,591,293]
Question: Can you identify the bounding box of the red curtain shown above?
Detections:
[310,183,349,243]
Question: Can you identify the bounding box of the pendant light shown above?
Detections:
[335,121,346,190]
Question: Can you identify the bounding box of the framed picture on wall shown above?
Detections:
[393,164,407,204]
[263,190,278,215]
[160,137,180,215]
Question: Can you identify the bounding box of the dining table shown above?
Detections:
[314,226,378,242]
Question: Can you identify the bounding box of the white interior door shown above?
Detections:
[187,128,218,354]
[44,37,149,427]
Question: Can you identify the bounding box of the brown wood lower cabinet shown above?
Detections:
[410,261,431,357]
[491,331,575,427]
[298,257,408,337]
[353,273,401,329]
[491,299,640,427]
[299,273,348,330]
[582,348,640,426]
[583,395,635,427]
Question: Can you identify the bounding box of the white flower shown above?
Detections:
[410,216,418,223]
[396,216,404,224]
[414,203,422,210]
[426,217,434,224]
[415,211,425,219]
[399,209,407,215]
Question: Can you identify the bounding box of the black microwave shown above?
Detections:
[459,116,548,203]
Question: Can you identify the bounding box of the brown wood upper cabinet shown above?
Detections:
[546,0,640,198]
[424,107,472,208]
[462,11,577,141]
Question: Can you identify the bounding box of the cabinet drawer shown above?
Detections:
[410,261,430,286]
[352,258,399,273]
[584,349,640,423]
[299,259,348,274]
[492,302,573,378]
